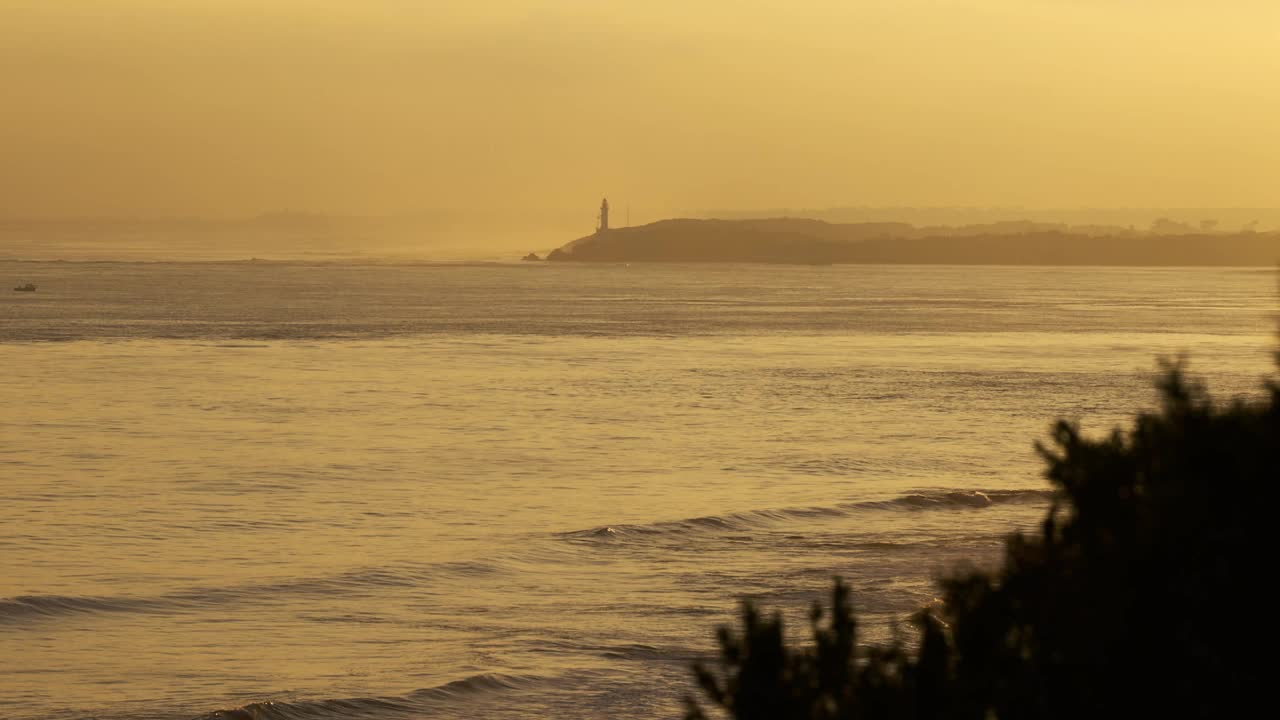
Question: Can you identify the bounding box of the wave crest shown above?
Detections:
[0,594,172,623]
[0,560,502,627]
[562,489,1051,543]
[196,674,536,720]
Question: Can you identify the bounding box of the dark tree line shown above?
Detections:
[688,360,1276,719]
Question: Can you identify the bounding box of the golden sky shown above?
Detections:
[2,0,1278,218]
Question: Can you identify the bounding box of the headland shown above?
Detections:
[542,217,1279,266]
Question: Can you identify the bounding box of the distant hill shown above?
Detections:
[544,218,1280,266]
[703,206,1280,231]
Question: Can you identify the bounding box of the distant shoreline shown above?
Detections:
[2,257,1277,269]
[542,218,1280,267]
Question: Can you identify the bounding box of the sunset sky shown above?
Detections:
[3,0,1278,218]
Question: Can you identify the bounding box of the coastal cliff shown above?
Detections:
[543,218,1279,266]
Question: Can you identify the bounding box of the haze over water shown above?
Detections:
[2,261,1272,720]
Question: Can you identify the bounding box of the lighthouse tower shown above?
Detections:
[597,198,610,233]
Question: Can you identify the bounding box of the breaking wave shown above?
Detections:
[849,489,1051,511]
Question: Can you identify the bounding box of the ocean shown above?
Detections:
[1,261,1274,720]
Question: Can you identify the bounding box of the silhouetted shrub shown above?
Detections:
[689,361,1277,719]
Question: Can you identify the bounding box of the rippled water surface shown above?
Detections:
[1,262,1274,719]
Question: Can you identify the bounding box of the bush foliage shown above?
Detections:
[688,362,1276,719]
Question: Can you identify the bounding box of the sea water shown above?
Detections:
[1,261,1273,719]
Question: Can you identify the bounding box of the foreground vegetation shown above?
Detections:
[688,359,1276,719]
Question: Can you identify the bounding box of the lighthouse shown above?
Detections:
[597,198,610,233]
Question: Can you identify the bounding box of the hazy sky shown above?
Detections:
[3,0,1278,218]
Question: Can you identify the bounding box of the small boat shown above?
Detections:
[13,283,36,292]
